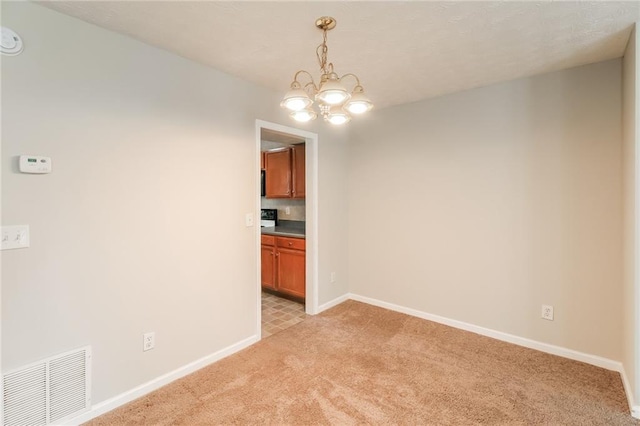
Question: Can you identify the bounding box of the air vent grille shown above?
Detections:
[49,350,88,423]
[2,346,91,426]
[3,364,47,426]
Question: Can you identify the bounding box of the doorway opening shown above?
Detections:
[255,120,318,339]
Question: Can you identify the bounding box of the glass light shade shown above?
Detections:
[325,108,351,125]
[281,88,312,111]
[345,91,373,114]
[290,108,317,122]
[317,78,349,105]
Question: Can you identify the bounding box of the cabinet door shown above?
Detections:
[292,144,305,199]
[260,152,265,170]
[265,149,292,198]
[261,244,276,290]
[276,247,305,299]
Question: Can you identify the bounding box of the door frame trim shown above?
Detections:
[255,120,319,338]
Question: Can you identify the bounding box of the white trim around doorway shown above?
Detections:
[255,120,319,339]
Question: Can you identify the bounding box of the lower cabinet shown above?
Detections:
[261,236,277,291]
[261,235,305,299]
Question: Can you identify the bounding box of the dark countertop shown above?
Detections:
[261,220,305,238]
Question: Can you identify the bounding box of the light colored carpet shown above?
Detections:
[87,300,636,425]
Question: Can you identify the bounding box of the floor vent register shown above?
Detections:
[3,346,91,425]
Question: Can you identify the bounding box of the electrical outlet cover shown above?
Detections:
[143,332,155,351]
[541,305,554,321]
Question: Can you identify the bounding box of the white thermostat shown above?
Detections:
[19,155,52,174]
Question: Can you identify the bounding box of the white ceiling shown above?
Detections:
[40,1,639,110]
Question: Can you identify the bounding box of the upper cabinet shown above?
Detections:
[265,148,292,198]
[264,144,305,199]
[292,144,305,199]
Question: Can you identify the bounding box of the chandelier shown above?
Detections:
[280,16,373,125]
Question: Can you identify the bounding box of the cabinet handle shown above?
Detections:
[276,253,280,257]
[288,242,293,246]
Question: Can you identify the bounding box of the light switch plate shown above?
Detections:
[1,225,30,250]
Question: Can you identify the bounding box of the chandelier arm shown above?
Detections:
[293,70,316,85]
[292,70,319,93]
[302,81,318,95]
[339,73,362,89]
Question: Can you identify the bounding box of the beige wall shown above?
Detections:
[623,24,639,408]
[315,126,350,306]
[349,60,623,361]
[1,1,272,403]
[0,2,351,406]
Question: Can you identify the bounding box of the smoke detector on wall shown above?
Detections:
[1,27,23,56]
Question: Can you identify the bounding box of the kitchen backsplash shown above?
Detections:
[261,198,305,221]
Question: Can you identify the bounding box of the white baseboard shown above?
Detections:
[62,335,259,425]
[59,295,637,423]
[349,293,623,372]
[619,367,640,419]
[317,293,350,313]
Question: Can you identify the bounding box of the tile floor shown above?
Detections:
[261,291,307,338]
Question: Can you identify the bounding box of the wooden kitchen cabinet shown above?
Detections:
[292,144,305,199]
[261,235,276,291]
[265,148,292,198]
[261,235,305,300]
[264,144,305,199]
[276,240,306,299]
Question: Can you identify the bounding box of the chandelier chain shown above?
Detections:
[316,28,334,76]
